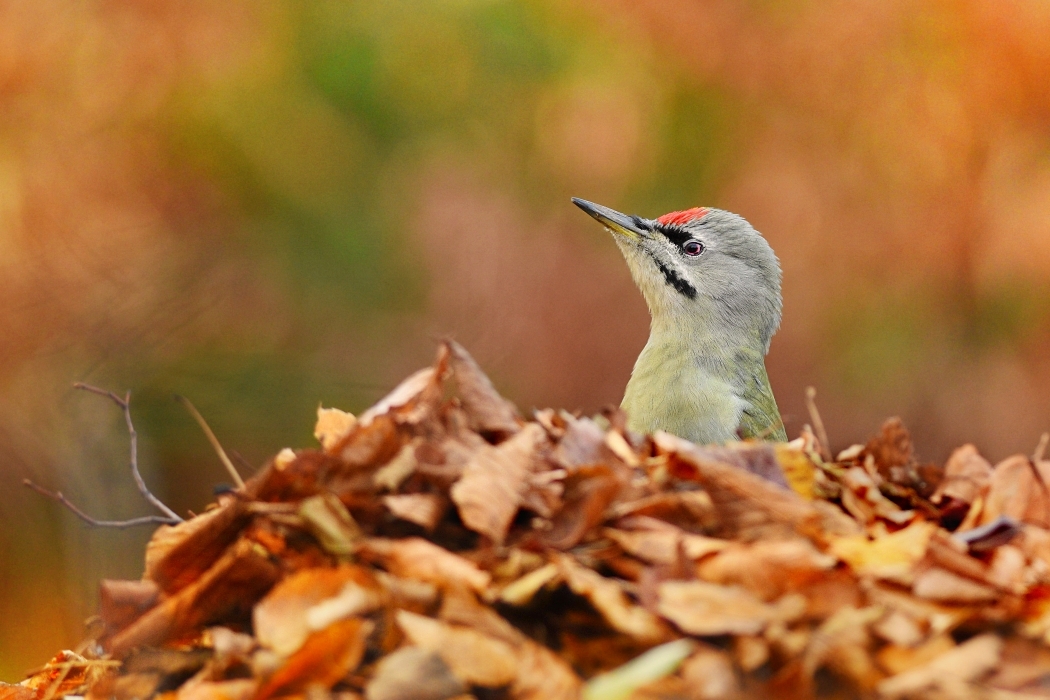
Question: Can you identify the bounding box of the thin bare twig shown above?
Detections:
[805,386,832,462]
[174,394,245,489]
[1034,432,1049,463]
[22,479,180,528]
[73,383,183,521]
[24,383,183,528]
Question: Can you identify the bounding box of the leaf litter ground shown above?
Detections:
[7,341,1050,700]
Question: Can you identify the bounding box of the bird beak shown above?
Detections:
[572,198,648,240]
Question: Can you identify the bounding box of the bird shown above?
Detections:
[572,198,787,444]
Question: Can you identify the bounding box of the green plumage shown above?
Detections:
[572,198,787,445]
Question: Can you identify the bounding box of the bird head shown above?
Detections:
[572,198,782,352]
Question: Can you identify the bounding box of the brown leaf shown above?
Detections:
[509,640,581,700]
[862,417,915,474]
[359,537,491,592]
[544,464,627,549]
[364,647,466,700]
[358,366,441,428]
[98,579,160,635]
[395,611,518,687]
[656,580,805,636]
[315,407,357,453]
[176,678,258,700]
[696,538,836,600]
[255,617,372,700]
[979,454,1050,527]
[552,416,607,469]
[693,442,788,487]
[828,520,935,584]
[254,565,382,657]
[107,538,280,657]
[604,525,729,566]
[876,633,1002,698]
[383,493,448,531]
[912,566,999,603]
[445,340,520,436]
[450,423,546,544]
[656,432,860,539]
[679,647,740,700]
[557,555,669,642]
[932,444,993,506]
[144,501,253,594]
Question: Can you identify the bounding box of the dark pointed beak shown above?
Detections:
[571,198,649,240]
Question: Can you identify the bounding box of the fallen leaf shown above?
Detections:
[558,555,669,642]
[450,424,546,544]
[932,444,992,506]
[254,565,381,657]
[979,455,1050,527]
[876,633,1002,698]
[656,581,804,636]
[255,618,372,700]
[828,520,935,584]
[315,407,357,453]
[383,493,447,531]
[510,639,582,700]
[364,647,465,700]
[359,537,491,592]
[395,611,518,687]
[445,340,520,436]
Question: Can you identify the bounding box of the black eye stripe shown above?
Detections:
[653,223,693,248]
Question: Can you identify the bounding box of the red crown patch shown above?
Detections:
[656,207,709,226]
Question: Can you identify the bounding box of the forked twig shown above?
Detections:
[23,383,183,527]
[22,480,179,528]
[805,386,832,462]
[174,394,245,489]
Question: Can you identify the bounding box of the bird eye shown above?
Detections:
[682,239,704,256]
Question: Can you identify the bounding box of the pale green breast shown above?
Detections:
[622,338,786,444]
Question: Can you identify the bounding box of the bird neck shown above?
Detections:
[647,309,763,373]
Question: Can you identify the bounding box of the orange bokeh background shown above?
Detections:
[2,0,1049,677]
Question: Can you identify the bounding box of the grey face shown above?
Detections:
[572,198,782,350]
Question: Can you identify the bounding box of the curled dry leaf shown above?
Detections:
[359,537,491,592]
[383,493,447,531]
[254,565,382,657]
[656,581,805,636]
[450,423,546,544]
[828,520,936,584]
[395,610,518,687]
[876,633,1002,698]
[978,455,1050,527]
[604,526,730,567]
[932,444,992,506]
[364,647,465,700]
[696,539,836,600]
[108,538,281,658]
[315,407,357,453]
[445,340,520,436]
[510,640,582,700]
[558,555,670,643]
[255,617,372,700]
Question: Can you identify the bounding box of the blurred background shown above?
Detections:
[2,0,1049,677]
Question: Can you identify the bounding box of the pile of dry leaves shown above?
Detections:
[6,341,1050,700]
